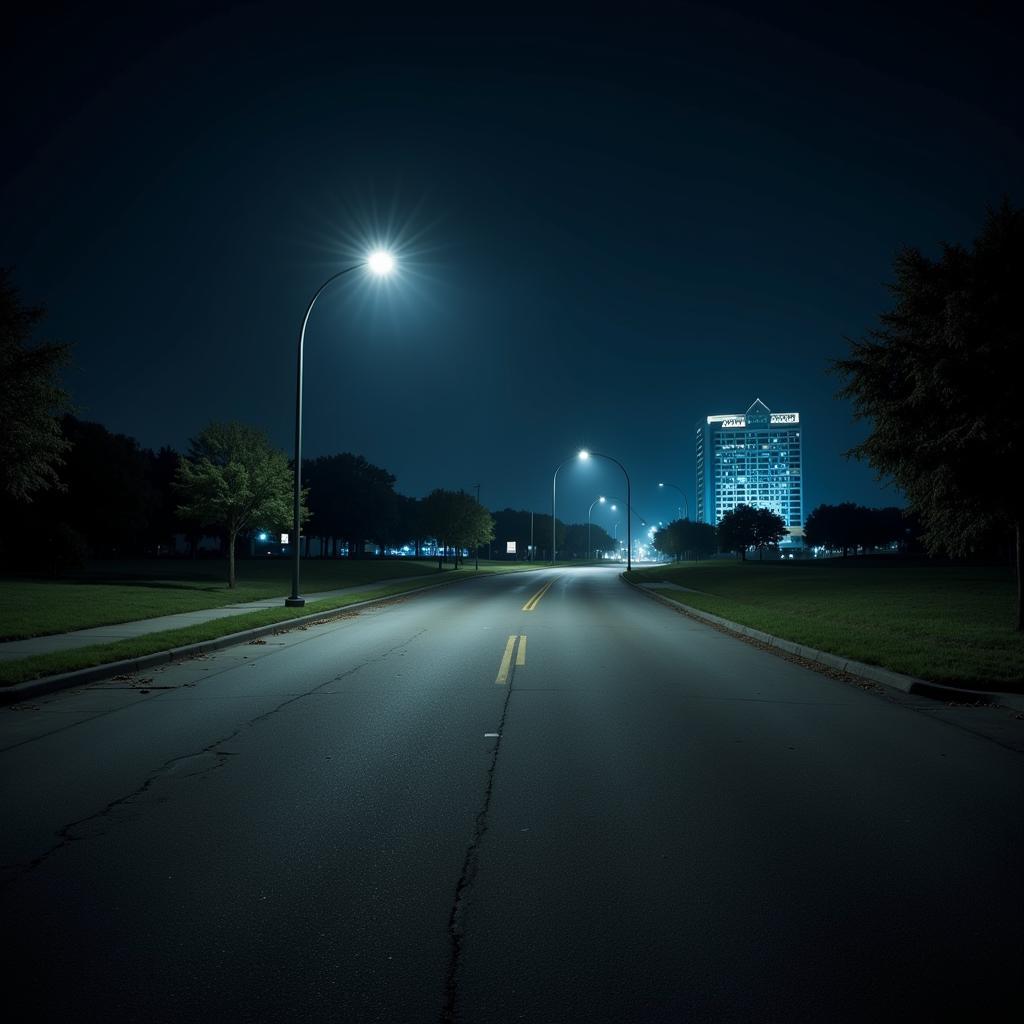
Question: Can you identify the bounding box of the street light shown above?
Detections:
[587,495,606,560]
[552,450,589,565]
[285,251,397,607]
[658,482,689,521]
[578,450,634,571]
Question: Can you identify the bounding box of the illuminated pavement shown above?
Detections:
[1,567,1021,1021]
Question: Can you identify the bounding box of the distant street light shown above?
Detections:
[587,495,606,560]
[579,450,634,571]
[552,450,589,565]
[286,251,396,607]
[658,482,689,521]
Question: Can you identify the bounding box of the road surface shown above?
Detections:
[1,567,1021,1021]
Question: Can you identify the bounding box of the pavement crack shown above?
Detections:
[441,666,516,1023]
[2,629,431,889]
[0,728,244,890]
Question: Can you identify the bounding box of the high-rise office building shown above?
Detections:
[696,398,803,544]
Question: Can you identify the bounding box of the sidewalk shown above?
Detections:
[0,576,433,663]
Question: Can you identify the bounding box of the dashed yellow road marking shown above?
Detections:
[522,576,558,611]
[496,635,516,684]
[516,635,527,666]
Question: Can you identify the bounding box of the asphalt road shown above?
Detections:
[1,567,1021,1022]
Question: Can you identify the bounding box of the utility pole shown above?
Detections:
[530,511,534,562]
[475,483,481,571]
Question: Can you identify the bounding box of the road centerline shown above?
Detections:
[522,576,558,611]
[516,634,527,666]
[495,635,517,684]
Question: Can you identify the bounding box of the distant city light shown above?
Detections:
[259,532,268,541]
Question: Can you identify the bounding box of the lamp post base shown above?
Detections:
[285,597,306,608]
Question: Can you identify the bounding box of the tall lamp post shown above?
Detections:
[552,450,590,565]
[286,250,396,607]
[658,481,689,521]
[581,450,634,571]
[587,495,606,560]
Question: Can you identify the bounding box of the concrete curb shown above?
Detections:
[0,575,477,707]
[625,576,1024,713]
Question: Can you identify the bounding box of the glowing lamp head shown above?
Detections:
[658,482,665,488]
[367,250,396,276]
[578,449,590,460]
[599,496,606,503]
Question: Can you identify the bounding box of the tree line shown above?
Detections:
[650,502,920,564]
[5,199,1022,621]
[0,409,497,587]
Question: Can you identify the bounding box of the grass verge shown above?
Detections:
[0,574,468,687]
[0,558,558,641]
[0,561,566,687]
[626,559,1024,692]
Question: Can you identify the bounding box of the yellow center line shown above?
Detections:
[522,576,558,611]
[495,635,516,684]
[516,635,527,666]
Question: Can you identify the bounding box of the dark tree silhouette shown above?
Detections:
[303,453,398,558]
[421,490,494,568]
[0,269,71,503]
[717,505,786,560]
[651,518,718,561]
[834,200,1024,627]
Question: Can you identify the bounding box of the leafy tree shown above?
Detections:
[175,421,298,587]
[144,446,185,555]
[834,201,1024,627]
[804,503,908,556]
[561,523,615,559]
[421,489,494,568]
[392,495,427,557]
[717,504,778,561]
[52,416,156,555]
[717,505,757,560]
[803,502,861,556]
[0,269,72,503]
[303,452,398,558]
[651,518,718,561]
[751,507,788,559]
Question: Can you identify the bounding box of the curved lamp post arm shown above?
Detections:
[551,455,581,565]
[587,496,606,561]
[288,264,361,606]
[588,451,632,571]
[659,482,689,521]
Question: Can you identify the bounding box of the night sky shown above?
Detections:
[3,4,1021,530]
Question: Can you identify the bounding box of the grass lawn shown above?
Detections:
[626,558,1024,691]
[0,557,550,642]
[0,559,561,687]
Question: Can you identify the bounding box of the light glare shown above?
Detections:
[578,449,590,460]
[367,250,396,276]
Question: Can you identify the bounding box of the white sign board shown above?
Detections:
[280,533,289,545]
[506,541,517,554]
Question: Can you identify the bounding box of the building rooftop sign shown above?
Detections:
[706,412,799,427]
